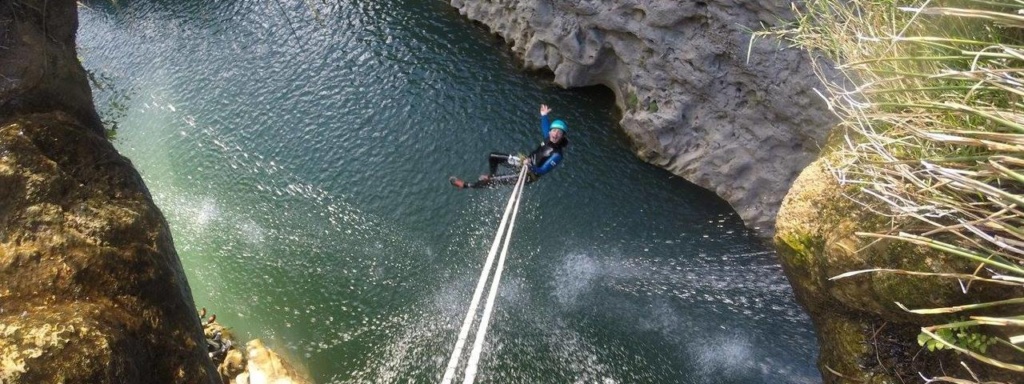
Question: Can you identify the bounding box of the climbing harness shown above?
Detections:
[442,165,529,384]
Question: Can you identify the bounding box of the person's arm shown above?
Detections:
[540,104,552,137]
[530,153,561,175]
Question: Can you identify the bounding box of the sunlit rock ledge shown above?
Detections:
[201,312,311,384]
[448,0,835,236]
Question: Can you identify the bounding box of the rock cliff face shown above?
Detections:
[0,1,218,382]
[449,0,834,235]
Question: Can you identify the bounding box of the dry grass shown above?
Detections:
[764,0,1024,381]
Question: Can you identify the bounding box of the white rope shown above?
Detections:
[462,166,527,384]
[442,166,529,384]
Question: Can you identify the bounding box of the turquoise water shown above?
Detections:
[77,1,820,383]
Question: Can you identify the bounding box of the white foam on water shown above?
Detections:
[687,330,821,384]
[237,217,266,245]
[538,246,819,382]
[552,252,601,306]
[689,332,755,380]
[533,314,625,383]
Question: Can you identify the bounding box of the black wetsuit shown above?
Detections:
[465,136,568,188]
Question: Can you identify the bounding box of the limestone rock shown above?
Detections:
[219,349,246,384]
[449,0,836,235]
[237,339,310,384]
[0,0,217,382]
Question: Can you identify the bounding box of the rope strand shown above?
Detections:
[463,166,528,383]
[442,166,529,384]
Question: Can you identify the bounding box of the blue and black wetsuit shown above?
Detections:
[464,114,568,188]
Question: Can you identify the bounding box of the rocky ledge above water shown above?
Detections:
[200,310,311,384]
[448,0,836,235]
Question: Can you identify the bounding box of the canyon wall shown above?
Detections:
[0,1,218,382]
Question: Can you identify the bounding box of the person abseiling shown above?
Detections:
[450,104,568,189]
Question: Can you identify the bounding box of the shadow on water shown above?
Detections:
[78,0,820,382]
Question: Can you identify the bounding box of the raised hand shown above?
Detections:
[540,104,551,116]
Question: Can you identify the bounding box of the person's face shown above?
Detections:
[549,128,564,143]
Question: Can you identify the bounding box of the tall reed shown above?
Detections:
[769,0,1024,381]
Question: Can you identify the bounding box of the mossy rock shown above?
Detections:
[775,150,871,310]
[775,144,1024,382]
[0,114,218,382]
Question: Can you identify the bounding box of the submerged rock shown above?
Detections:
[449,0,835,235]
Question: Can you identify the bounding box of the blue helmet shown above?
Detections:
[550,119,568,133]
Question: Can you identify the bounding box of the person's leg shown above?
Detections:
[488,152,511,176]
[450,153,525,189]
[467,173,519,188]
[452,173,529,189]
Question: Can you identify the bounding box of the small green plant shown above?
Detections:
[647,100,658,113]
[626,91,639,110]
[918,324,997,354]
[84,66,134,140]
